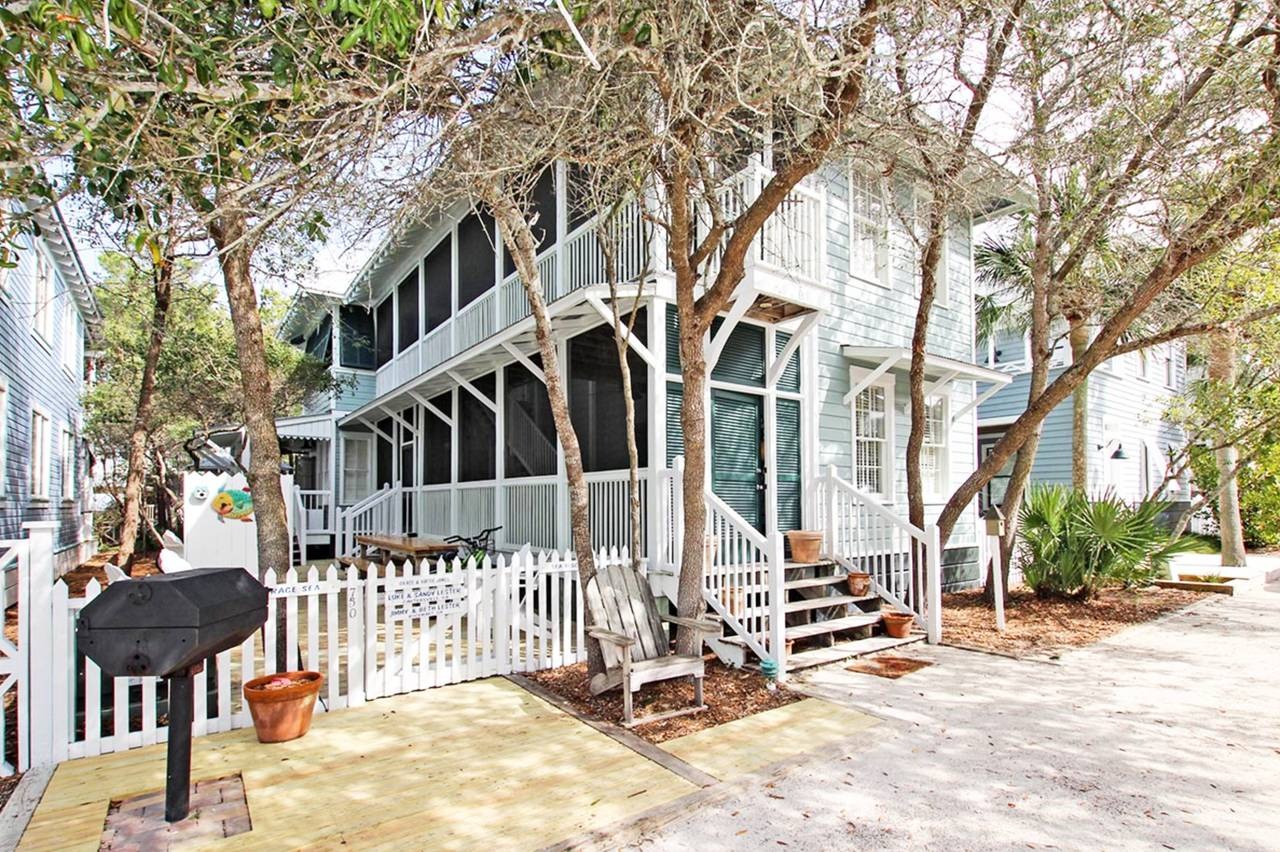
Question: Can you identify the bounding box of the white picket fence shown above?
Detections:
[6,527,622,773]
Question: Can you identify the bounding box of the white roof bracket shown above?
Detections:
[767,312,819,388]
[449,370,499,414]
[842,356,897,405]
[409,390,453,427]
[584,293,658,370]
[502,342,547,384]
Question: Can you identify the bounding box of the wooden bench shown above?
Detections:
[585,563,720,727]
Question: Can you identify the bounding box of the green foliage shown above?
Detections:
[84,250,337,477]
[1017,485,1209,598]
[1189,440,1280,548]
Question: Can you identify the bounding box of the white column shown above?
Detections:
[926,524,943,643]
[647,299,666,571]
[23,521,58,768]
[450,386,460,534]
[495,367,507,549]
[763,327,779,536]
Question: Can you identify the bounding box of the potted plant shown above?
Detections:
[881,610,915,639]
[243,671,324,743]
[785,530,823,564]
[846,571,872,596]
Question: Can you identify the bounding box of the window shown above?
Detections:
[848,168,889,286]
[30,409,51,498]
[0,377,7,496]
[396,269,419,352]
[1137,349,1149,380]
[374,296,393,368]
[338,305,375,369]
[1163,348,1177,388]
[61,299,79,375]
[423,235,452,334]
[920,395,949,496]
[850,369,894,498]
[33,249,53,341]
[60,426,75,500]
[1139,441,1151,497]
[341,434,373,503]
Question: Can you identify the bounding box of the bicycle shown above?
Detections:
[442,526,502,566]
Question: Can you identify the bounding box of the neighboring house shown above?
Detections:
[0,203,100,574]
[975,327,1191,511]
[279,156,1016,673]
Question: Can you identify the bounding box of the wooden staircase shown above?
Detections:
[706,559,923,672]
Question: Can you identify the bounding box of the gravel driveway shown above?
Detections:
[631,587,1280,851]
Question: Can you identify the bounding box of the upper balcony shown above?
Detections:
[368,163,828,399]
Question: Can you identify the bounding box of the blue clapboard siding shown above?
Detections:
[977,345,1190,504]
[0,226,95,561]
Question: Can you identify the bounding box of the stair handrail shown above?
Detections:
[338,483,398,555]
[820,466,929,542]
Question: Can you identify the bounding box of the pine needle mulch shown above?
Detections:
[942,586,1209,658]
[526,658,800,744]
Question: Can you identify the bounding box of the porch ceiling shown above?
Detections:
[337,283,644,426]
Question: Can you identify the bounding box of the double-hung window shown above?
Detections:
[33,249,53,342]
[60,425,75,501]
[849,168,889,286]
[342,434,374,504]
[850,369,895,499]
[1163,347,1177,389]
[30,408,51,498]
[920,395,949,497]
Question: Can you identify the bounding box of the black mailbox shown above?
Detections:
[77,567,268,823]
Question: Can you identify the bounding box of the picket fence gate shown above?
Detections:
[4,523,623,773]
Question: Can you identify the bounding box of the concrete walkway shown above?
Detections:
[632,587,1280,851]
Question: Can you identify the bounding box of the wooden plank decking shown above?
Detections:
[20,678,697,850]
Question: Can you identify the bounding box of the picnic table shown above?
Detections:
[353,534,456,568]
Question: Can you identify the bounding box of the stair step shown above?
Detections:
[784,613,882,641]
[784,594,877,613]
[784,634,925,672]
[784,575,849,591]
[783,560,839,574]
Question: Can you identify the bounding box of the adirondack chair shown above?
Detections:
[584,563,720,727]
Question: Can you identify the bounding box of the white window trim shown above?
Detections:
[847,166,891,288]
[922,391,951,501]
[0,375,8,497]
[341,433,375,504]
[848,367,896,502]
[1163,346,1178,390]
[60,424,76,502]
[1137,349,1150,381]
[61,298,79,377]
[30,406,51,500]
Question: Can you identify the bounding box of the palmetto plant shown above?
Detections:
[1018,485,1207,598]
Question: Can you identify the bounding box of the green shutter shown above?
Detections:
[710,319,765,387]
[665,304,681,374]
[776,398,802,533]
[666,382,684,465]
[711,390,763,531]
[774,331,801,392]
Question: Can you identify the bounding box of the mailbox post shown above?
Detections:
[983,506,1007,632]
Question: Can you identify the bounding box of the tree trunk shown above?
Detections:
[486,186,604,676]
[207,205,292,672]
[117,253,174,571]
[1208,329,1247,566]
[675,315,710,656]
[602,223,645,572]
[1068,319,1090,490]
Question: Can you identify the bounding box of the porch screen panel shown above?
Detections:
[776,398,802,533]
[305,315,332,366]
[423,392,452,484]
[397,269,420,352]
[503,167,557,278]
[457,210,496,309]
[374,296,393,368]
[339,304,375,369]
[774,331,801,392]
[398,407,415,487]
[568,322,648,472]
[459,373,496,481]
[424,236,452,333]
[376,416,394,488]
[710,318,765,387]
[505,362,556,477]
[566,164,594,232]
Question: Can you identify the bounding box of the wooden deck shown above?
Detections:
[21,678,697,850]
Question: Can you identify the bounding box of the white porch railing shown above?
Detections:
[813,466,942,642]
[292,487,335,565]
[455,290,497,354]
[338,485,401,555]
[703,491,785,671]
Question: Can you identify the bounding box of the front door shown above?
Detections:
[711,389,765,532]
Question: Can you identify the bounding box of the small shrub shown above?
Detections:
[1017,485,1209,599]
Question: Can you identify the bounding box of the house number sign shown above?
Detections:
[386,579,466,620]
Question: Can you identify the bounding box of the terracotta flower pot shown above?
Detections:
[881,611,915,639]
[786,530,823,564]
[846,571,872,597]
[244,671,323,743]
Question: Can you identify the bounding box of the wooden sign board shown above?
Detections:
[387,578,466,620]
[270,581,339,598]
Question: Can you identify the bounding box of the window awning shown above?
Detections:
[275,413,334,441]
[839,345,1013,423]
